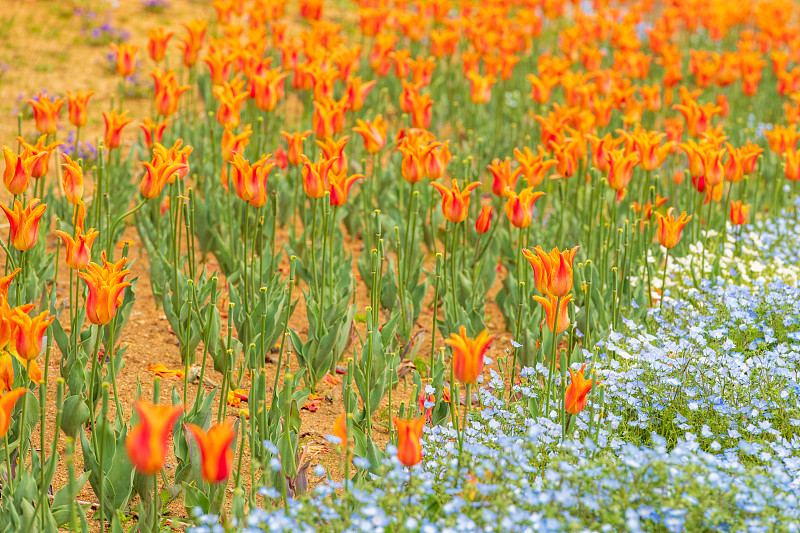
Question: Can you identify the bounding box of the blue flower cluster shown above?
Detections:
[191,214,800,532]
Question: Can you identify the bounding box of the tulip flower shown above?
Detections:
[203,50,234,86]
[655,208,692,249]
[533,292,572,334]
[487,158,521,197]
[230,154,275,208]
[513,146,557,188]
[18,136,61,180]
[631,131,673,172]
[152,69,190,117]
[345,76,376,112]
[67,90,95,128]
[56,227,100,270]
[78,254,131,325]
[475,205,492,234]
[606,149,639,201]
[466,72,496,104]
[424,141,451,180]
[333,413,348,448]
[407,91,433,130]
[186,419,236,483]
[109,43,138,77]
[504,187,545,229]
[329,170,364,206]
[10,308,54,361]
[126,400,184,475]
[0,354,12,394]
[213,80,248,130]
[445,327,494,385]
[522,246,579,298]
[3,146,46,195]
[315,136,350,175]
[311,99,340,140]
[564,364,593,415]
[392,416,425,468]
[0,269,20,301]
[28,92,63,135]
[281,130,312,166]
[140,156,188,200]
[147,28,173,62]
[730,201,749,226]
[0,199,47,251]
[103,110,133,150]
[302,156,335,199]
[431,179,482,224]
[352,115,387,154]
[140,118,169,150]
[0,388,27,439]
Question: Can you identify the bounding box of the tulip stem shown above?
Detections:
[18,360,31,462]
[310,198,319,295]
[543,296,562,418]
[660,249,670,309]
[4,426,12,496]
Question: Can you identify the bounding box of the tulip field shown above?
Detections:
[3,0,800,531]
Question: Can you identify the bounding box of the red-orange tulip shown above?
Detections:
[431,179,481,224]
[280,130,312,166]
[730,201,749,226]
[655,208,692,249]
[564,363,593,415]
[0,199,47,251]
[78,254,131,326]
[140,118,169,151]
[10,308,54,361]
[352,115,387,154]
[475,205,492,234]
[392,416,425,467]
[504,188,545,229]
[487,158,521,197]
[186,419,236,483]
[28,92,62,135]
[3,146,46,195]
[67,90,95,128]
[533,292,572,334]
[522,246,579,298]
[109,43,138,77]
[56,227,99,271]
[126,400,184,475]
[147,28,173,62]
[445,327,494,385]
[329,170,364,206]
[0,388,27,439]
[103,110,133,150]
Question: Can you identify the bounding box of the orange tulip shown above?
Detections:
[147,28,173,62]
[730,201,749,226]
[513,146,557,188]
[522,246,579,298]
[140,154,188,200]
[407,91,433,130]
[152,69,190,117]
[315,136,350,175]
[475,205,492,234]
[466,72,496,104]
[280,130,312,166]
[28,92,63,135]
[109,43,138,77]
[10,308,54,361]
[785,148,800,182]
[18,136,61,180]
[504,187,545,229]
[631,131,672,172]
[140,118,169,150]
[345,76,376,112]
[352,115,387,154]
[56,227,99,271]
[203,49,234,86]
[103,110,133,150]
[186,419,236,483]
[251,69,289,112]
[66,90,94,128]
[606,149,639,201]
[392,416,425,468]
[229,153,275,207]
[655,208,692,249]
[430,179,482,224]
[329,170,364,206]
[739,141,763,175]
[0,199,47,251]
[564,363,593,415]
[311,98,340,140]
[302,156,335,199]
[0,269,20,301]
[213,80,248,130]
[532,292,572,334]
[3,146,46,195]
[0,389,27,439]
[487,158,521,197]
[333,413,348,448]
[445,326,493,385]
[78,254,131,326]
[0,354,12,394]
[126,400,184,475]
[424,141,451,180]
